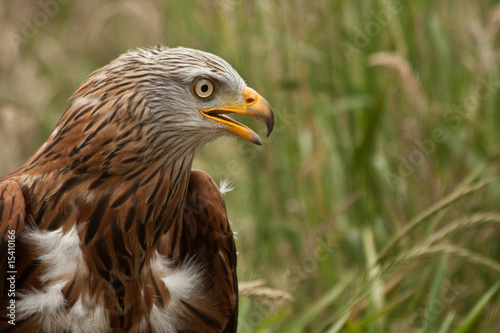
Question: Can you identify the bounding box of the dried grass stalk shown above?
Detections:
[477,5,500,78]
[369,52,427,116]
[239,280,294,304]
[378,167,493,262]
[395,244,500,275]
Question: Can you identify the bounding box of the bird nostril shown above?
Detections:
[246,97,256,105]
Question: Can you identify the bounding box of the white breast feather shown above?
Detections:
[149,252,205,332]
[16,229,206,332]
[17,226,109,332]
[22,225,85,283]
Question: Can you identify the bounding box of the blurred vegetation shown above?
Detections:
[1,0,500,332]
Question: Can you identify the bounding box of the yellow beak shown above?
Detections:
[200,87,274,145]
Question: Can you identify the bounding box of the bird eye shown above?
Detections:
[192,78,215,99]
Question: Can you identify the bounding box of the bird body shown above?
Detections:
[0,46,273,332]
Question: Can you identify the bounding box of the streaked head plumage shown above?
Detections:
[71,46,273,150]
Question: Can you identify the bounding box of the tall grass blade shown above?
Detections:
[452,281,500,333]
[422,255,449,333]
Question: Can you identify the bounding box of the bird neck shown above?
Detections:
[9,97,201,240]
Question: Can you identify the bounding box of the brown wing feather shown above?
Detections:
[0,180,26,283]
[0,181,26,328]
[0,180,25,239]
[178,169,238,333]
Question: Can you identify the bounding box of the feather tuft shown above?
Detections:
[219,179,234,195]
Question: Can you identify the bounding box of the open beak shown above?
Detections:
[200,87,274,145]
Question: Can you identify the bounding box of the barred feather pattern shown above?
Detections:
[0,46,245,332]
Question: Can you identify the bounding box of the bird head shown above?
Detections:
[148,47,274,146]
[73,46,274,152]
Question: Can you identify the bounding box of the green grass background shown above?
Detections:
[1,0,500,332]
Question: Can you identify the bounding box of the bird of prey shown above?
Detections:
[0,46,274,332]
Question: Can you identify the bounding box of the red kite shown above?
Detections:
[0,46,274,332]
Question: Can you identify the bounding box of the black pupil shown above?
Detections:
[201,84,209,93]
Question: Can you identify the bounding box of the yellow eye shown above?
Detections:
[192,78,215,99]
